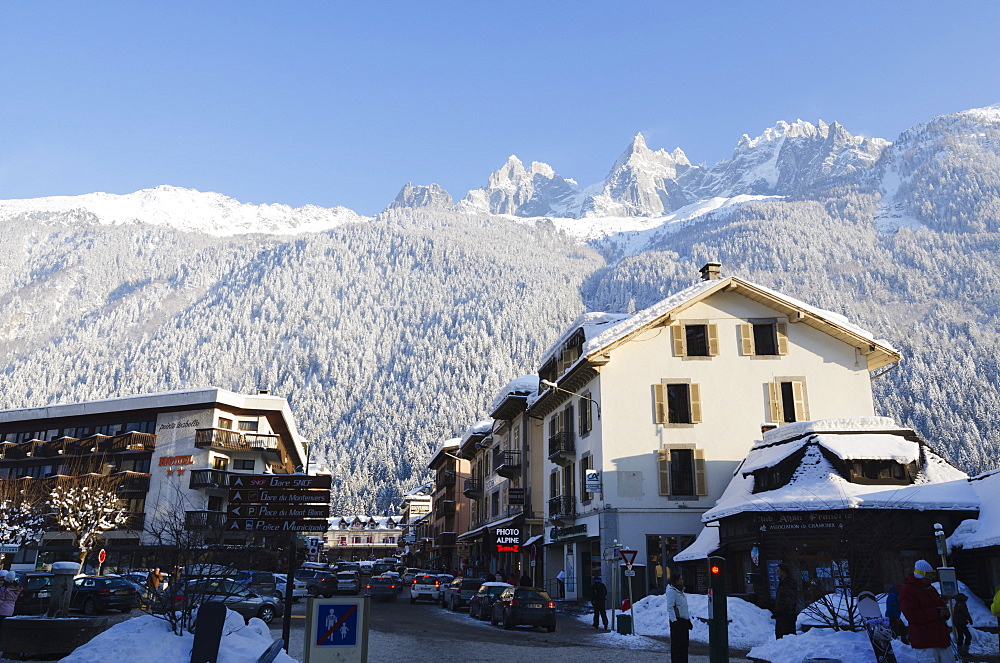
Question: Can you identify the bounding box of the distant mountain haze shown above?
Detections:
[1,104,997,512]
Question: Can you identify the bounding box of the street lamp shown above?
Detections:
[540,380,601,419]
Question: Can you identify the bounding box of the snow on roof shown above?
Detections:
[334,514,401,528]
[674,524,720,562]
[948,469,1000,550]
[460,420,494,445]
[537,311,634,367]
[702,419,975,522]
[489,374,539,412]
[403,482,433,497]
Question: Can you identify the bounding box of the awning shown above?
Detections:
[673,525,720,562]
[457,513,522,541]
[523,535,543,547]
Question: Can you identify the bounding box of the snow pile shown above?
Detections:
[626,592,774,649]
[60,610,295,663]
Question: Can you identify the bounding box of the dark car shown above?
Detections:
[365,575,400,601]
[71,576,139,615]
[232,570,278,597]
[468,582,513,620]
[490,587,556,632]
[441,577,484,611]
[336,571,362,595]
[294,568,338,598]
[172,577,284,624]
[13,572,54,615]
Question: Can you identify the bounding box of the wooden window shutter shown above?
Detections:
[653,383,666,424]
[689,383,702,424]
[694,448,707,495]
[707,324,719,356]
[657,450,670,495]
[671,325,685,357]
[740,324,754,356]
[792,380,807,421]
[767,381,782,423]
[776,323,789,355]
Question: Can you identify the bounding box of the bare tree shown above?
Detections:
[47,473,129,572]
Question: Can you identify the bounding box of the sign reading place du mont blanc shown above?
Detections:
[226,474,332,532]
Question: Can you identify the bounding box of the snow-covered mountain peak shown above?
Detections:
[385,183,454,212]
[0,185,369,237]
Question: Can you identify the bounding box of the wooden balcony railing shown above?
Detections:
[185,510,228,530]
[194,428,280,452]
[188,469,230,490]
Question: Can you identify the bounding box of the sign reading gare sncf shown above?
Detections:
[226,474,331,532]
[495,528,521,553]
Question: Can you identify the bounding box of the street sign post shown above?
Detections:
[618,549,638,634]
[304,597,371,663]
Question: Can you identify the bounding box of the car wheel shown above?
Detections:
[469,604,477,619]
[503,610,514,630]
[546,624,556,633]
[82,598,98,616]
[490,610,499,627]
[257,605,276,624]
[307,587,318,598]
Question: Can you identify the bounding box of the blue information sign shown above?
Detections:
[316,603,359,647]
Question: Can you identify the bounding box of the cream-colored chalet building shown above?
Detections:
[528,263,901,601]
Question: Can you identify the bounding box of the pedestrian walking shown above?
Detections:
[556,569,566,599]
[952,593,972,656]
[773,563,799,639]
[885,584,909,644]
[591,575,609,629]
[519,571,533,587]
[1,571,24,637]
[899,560,954,663]
[145,567,164,609]
[665,573,692,663]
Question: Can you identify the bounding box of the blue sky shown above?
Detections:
[3,1,999,215]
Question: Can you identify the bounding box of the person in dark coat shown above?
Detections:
[773,563,799,639]
[591,575,609,629]
[952,592,972,656]
[884,584,909,644]
[899,560,953,659]
[519,572,533,587]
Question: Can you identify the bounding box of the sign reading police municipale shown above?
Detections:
[226,474,331,533]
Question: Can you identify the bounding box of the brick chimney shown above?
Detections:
[699,262,722,281]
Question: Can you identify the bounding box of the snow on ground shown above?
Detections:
[625,592,774,649]
[59,610,295,663]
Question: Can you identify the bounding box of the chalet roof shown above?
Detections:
[333,514,401,529]
[427,438,462,469]
[537,275,901,374]
[701,418,974,522]
[947,469,1000,551]
[489,374,538,414]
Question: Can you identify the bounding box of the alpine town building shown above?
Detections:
[526,263,902,603]
[0,388,308,571]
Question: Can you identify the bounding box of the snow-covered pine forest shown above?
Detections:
[1,105,998,513]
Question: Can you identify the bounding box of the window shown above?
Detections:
[233,459,255,471]
[212,456,229,471]
[739,320,788,356]
[579,392,593,435]
[672,323,719,357]
[549,471,559,498]
[768,379,808,424]
[657,446,707,497]
[384,536,395,544]
[218,418,233,430]
[352,536,362,545]
[654,381,702,425]
[562,463,575,499]
[580,454,594,502]
[238,420,258,432]
[490,491,500,517]
[207,496,223,512]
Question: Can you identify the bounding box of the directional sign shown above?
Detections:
[227,519,330,532]
[227,504,331,519]
[229,474,332,490]
[227,489,330,504]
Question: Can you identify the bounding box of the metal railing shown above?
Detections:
[494,450,522,478]
[547,495,576,520]
[547,432,575,460]
[188,469,230,490]
[185,510,228,530]
[463,478,483,499]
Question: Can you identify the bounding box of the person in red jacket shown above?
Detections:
[899,560,953,662]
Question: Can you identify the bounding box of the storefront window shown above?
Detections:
[645,534,694,594]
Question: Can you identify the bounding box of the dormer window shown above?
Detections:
[846,460,916,485]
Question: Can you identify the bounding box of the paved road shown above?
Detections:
[272,593,738,662]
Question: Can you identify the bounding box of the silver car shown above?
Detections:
[336,571,361,595]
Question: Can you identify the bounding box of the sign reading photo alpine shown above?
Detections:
[494,528,521,553]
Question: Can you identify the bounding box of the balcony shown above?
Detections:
[437,471,457,487]
[437,532,457,547]
[547,432,575,466]
[195,428,280,453]
[121,512,146,531]
[185,510,227,530]
[433,501,456,519]
[114,472,151,494]
[107,432,156,453]
[463,478,483,500]
[547,495,576,525]
[494,450,522,480]
[188,469,230,490]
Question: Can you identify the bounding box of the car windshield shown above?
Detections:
[514,589,551,601]
[487,586,508,595]
[462,580,483,589]
[25,576,51,590]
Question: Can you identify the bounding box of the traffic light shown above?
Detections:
[707,556,728,663]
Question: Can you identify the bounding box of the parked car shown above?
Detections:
[490,587,556,632]
[172,577,284,624]
[441,577,485,611]
[365,575,401,601]
[409,574,442,604]
[401,568,432,584]
[13,572,54,615]
[231,570,278,597]
[273,573,308,602]
[336,571,362,595]
[337,562,361,574]
[294,568,338,597]
[71,576,139,615]
[358,561,374,575]
[468,582,513,620]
